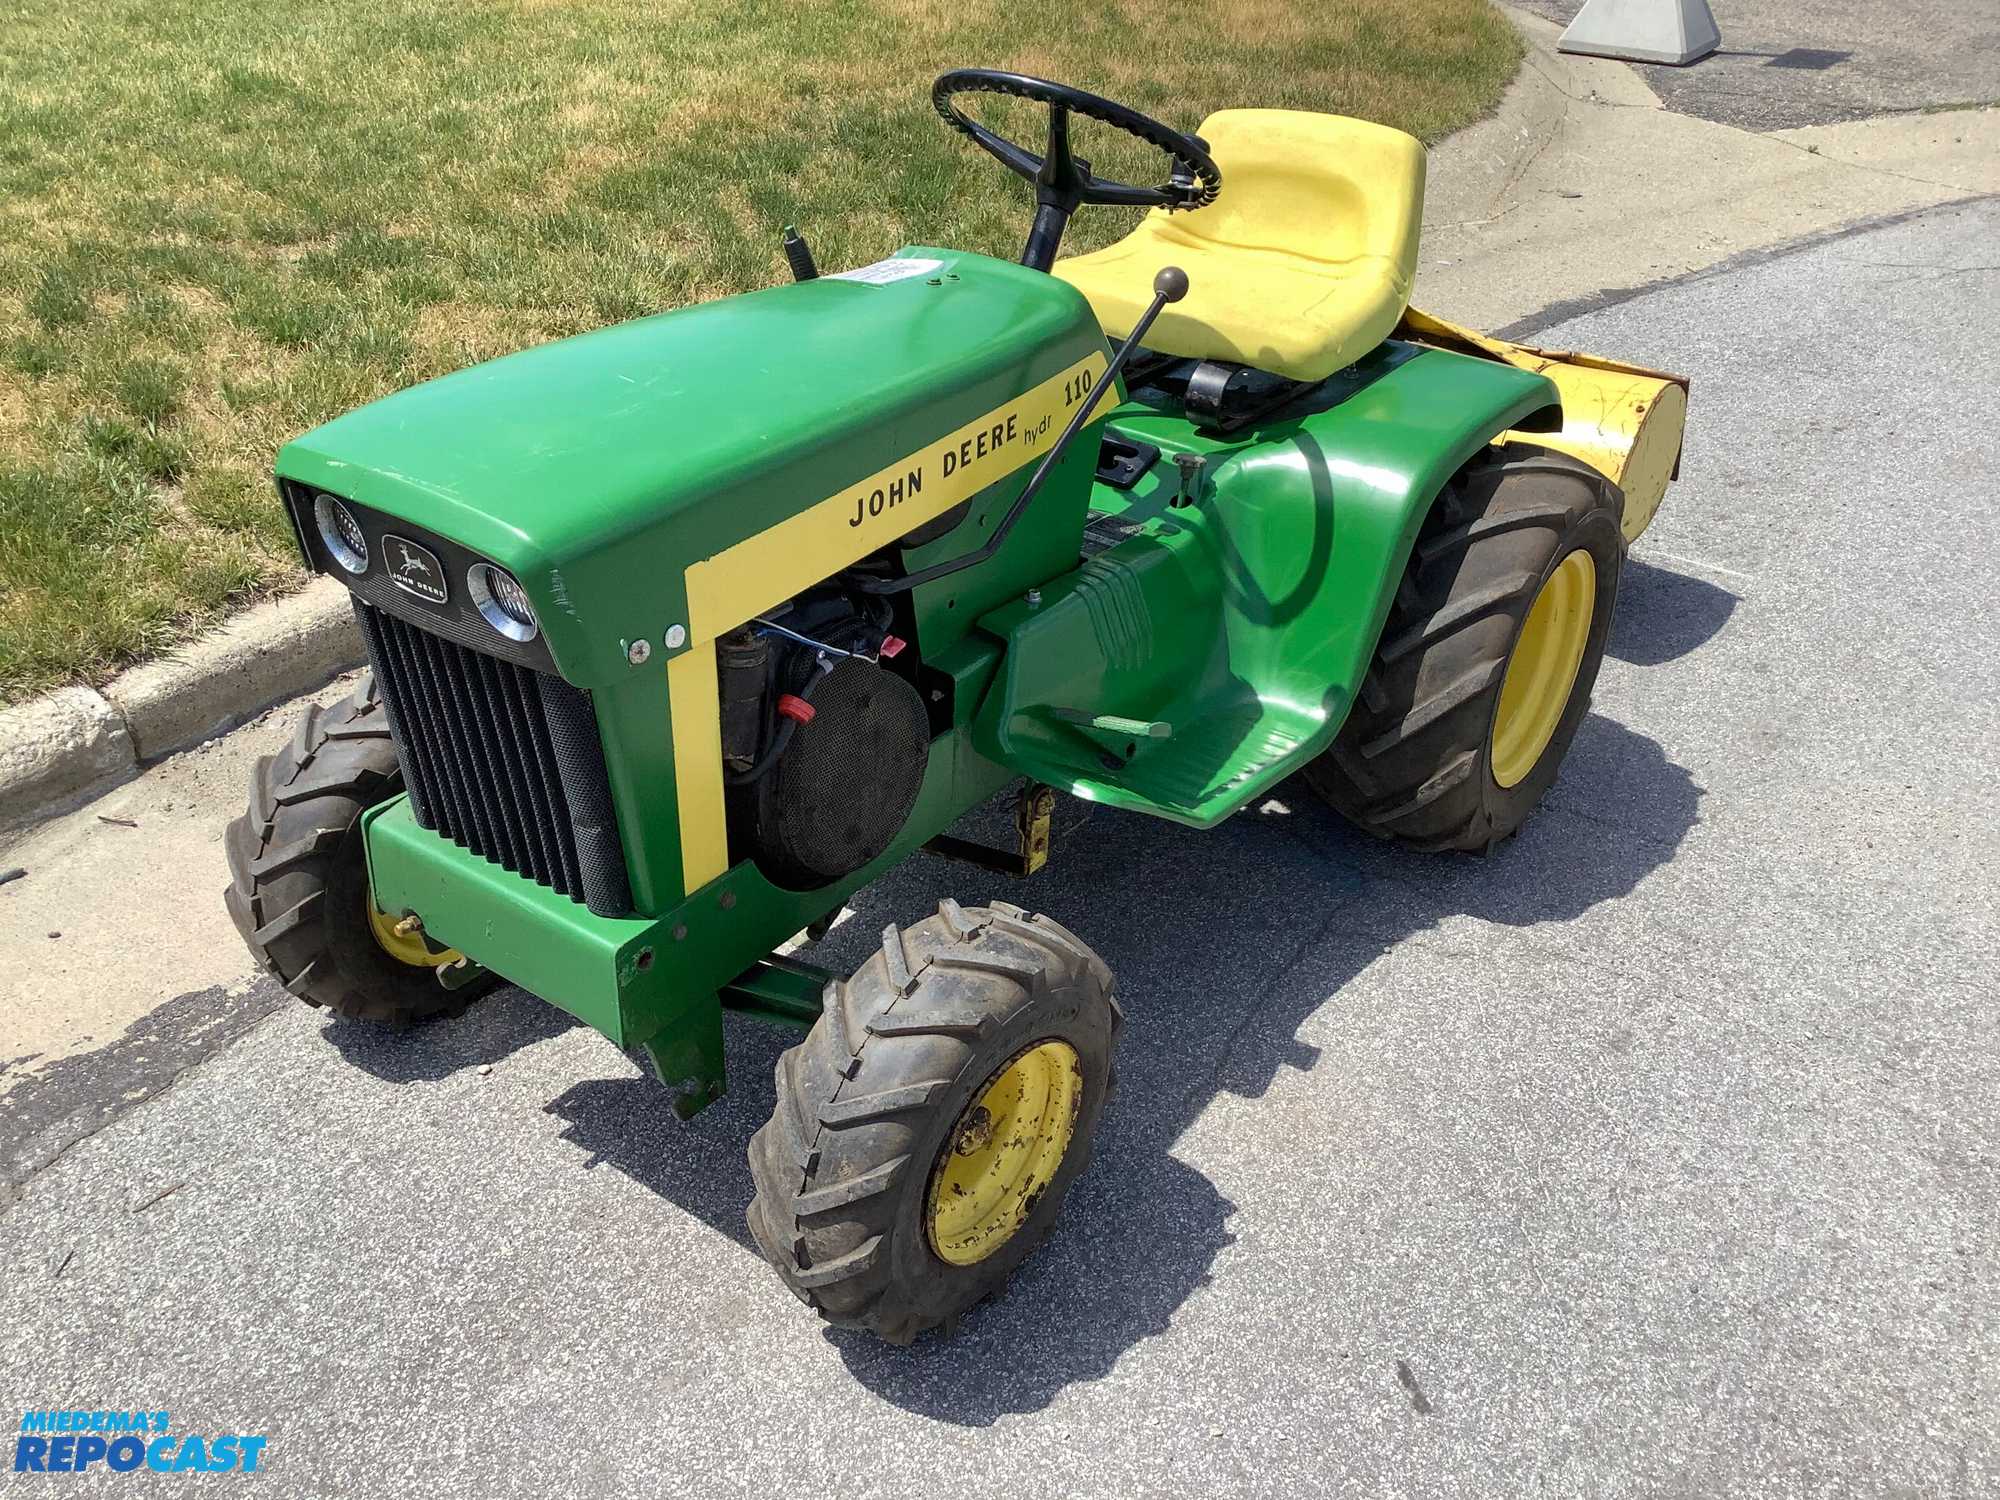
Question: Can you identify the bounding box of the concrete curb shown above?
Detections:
[0,688,135,835]
[103,578,362,762]
[0,579,362,835]
[1421,5,1608,249]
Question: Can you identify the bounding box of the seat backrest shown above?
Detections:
[1167,109,1425,270]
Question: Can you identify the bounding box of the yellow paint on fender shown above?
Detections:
[667,351,1106,895]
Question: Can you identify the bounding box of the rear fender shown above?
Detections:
[971,342,1562,826]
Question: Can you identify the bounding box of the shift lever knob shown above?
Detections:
[1153,266,1189,303]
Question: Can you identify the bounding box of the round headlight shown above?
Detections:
[468,563,538,642]
[313,493,368,575]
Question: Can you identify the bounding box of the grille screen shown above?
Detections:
[354,601,632,917]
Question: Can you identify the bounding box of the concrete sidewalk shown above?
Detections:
[1418,7,1998,330]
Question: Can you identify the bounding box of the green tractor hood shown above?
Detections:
[277,247,1107,686]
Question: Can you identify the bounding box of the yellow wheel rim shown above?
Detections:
[926,1040,1083,1267]
[1490,550,1596,789]
[366,903,461,969]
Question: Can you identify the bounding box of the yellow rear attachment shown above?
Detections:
[1398,307,1689,542]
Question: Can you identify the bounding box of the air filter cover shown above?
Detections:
[744,658,930,890]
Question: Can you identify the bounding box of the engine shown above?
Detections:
[719,586,931,890]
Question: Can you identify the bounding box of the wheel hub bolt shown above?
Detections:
[954,1106,994,1156]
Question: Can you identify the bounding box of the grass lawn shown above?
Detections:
[0,0,1519,703]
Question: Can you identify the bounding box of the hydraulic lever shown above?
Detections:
[857,266,1189,595]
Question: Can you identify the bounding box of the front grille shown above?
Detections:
[354,601,633,917]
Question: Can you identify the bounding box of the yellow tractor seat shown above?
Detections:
[1055,109,1426,385]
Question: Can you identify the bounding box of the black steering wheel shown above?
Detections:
[932,69,1222,271]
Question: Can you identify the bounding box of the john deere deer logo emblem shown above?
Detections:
[382,534,449,605]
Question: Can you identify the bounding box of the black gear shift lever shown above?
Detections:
[859,267,1191,595]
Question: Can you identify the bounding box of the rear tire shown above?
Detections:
[1302,444,1623,851]
[747,899,1118,1344]
[223,673,492,1025]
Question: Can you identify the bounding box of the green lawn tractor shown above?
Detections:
[225,72,1687,1343]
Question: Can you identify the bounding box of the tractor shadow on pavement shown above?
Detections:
[331,656,1700,1424]
[803,710,1701,1422]
[1606,557,1738,667]
[323,983,581,1082]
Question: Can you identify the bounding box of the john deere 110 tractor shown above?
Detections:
[226,72,1687,1342]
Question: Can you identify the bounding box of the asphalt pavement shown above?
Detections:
[3,199,1997,1496]
[1516,0,1999,128]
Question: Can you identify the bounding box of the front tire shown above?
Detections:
[1303,444,1623,851]
[223,674,491,1025]
[747,899,1118,1344]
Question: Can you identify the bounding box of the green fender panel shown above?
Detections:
[973,342,1559,826]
